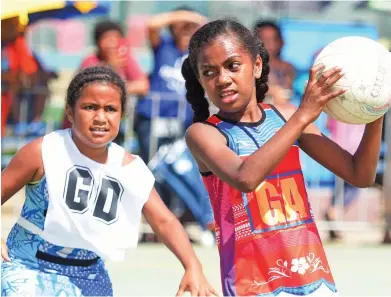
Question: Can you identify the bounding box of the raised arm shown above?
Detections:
[274,99,384,188]
[147,10,207,49]
[186,65,345,193]
[299,117,383,187]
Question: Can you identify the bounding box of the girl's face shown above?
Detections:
[196,35,262,113]
[97,30,123,59]
[257,26,282,58]
[171,21,200,50]
[66,83,122,149]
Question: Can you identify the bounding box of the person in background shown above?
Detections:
[1,66,218,297]
[380,108,390,244]
[254,20,295,105]
[1,17,38,136]
[382,48,391,244]
[135,8,208,242]
[324,118,365,241]
[62,20,149,144]
[135,7,207,162]
[27,54,58,136]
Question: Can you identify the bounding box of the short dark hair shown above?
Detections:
[253,20,282,40]
[67,66,127,114]
[94,20,123,44]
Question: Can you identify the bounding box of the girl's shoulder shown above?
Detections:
[272,103,297,121]
[20,136,44,157]
[121,151,137,166]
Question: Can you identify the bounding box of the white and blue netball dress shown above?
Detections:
[1,129,155,296]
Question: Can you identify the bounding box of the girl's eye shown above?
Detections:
[202,70,214,77]
[106,106,117,112]
[229,62,240,71]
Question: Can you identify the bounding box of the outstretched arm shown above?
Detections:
[300,117,383,187]
[147,10,207,49]
[142,189,219,296]
[276,104,383,188]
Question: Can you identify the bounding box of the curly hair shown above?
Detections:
[66,66,127,114]
[181,19,270,123]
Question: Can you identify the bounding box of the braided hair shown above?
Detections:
[66,66,127,114]
[181,19,270,123]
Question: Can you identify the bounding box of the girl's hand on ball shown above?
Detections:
[297,64,345,124]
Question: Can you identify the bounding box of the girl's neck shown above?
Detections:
[96,50,107,63]
[71,130,108,164]
[218,100,262,123]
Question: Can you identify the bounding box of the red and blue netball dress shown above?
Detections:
[202,103,337,296]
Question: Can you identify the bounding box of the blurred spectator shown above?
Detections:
[135,7,207,162]
[381,110,390,244]
[383,47,391,244]
[325,118,365,241]
[374,115,387,187]
[148,139,215,245]
[13,53,57,136]
[1,17,39,136]
[254,20,296,105]
[135,8,207,242]
[62,20,149,141]
[26,54,58,135]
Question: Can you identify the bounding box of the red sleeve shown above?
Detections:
[124,54,145,81]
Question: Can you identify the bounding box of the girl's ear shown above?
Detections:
[65,104,74,125]
[254,55,263,79]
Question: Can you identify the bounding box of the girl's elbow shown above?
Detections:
[236,176,258,193]
[360,178,376,188]
[350,175,376,188]
[354,182,374,188]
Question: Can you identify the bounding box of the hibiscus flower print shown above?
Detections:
[291,257,310,275]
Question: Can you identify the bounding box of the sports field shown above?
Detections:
[106,241,391,296]
[2,190,390,296]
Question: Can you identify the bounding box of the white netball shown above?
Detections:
[313,36,391,124]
